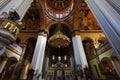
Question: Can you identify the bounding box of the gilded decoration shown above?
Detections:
[48,23,71,48]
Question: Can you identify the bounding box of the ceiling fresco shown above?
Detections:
[78,10,101,30]
[47,0,72,10]
[21,1,42,30]
[45,0,74,19]
[21,0,101,31]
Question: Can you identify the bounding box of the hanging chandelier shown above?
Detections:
[48,24,71,48]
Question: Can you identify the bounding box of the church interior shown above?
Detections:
[0,0,120,80]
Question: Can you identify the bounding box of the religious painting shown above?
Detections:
[78,10,101,30]
[21,9,40,30]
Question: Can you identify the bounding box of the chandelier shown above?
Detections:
[48,24,71,48]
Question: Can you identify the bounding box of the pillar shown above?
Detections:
[85,0,120,60]
[44,57,49,80]
[70,57,75,80]
[0,46,6,56]
[0,0,33,20]
[72,30,88,80]
[72,30,88,69]
[30,31,47,80]
[111,57,120,78]
[19,60,30,79]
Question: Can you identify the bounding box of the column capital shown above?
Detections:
[71,28,80,37]
[38,29,48,37]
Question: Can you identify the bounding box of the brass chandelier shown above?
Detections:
[48,23,71,48]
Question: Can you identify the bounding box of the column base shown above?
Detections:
[33,72,43,80]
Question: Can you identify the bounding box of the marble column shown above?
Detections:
[30,32,47,80]
[85,0,120,60]
[0,0,10,12]
[72,33,88,69]
[72,30,88,80]
[0,0,33,20]
[44,57,49,80]
[70,57,75,80]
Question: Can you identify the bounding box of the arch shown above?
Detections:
[5,49,20,61]
[99,50,113,61]
[82,37,95,55]
[25,37,36,54]
[25,37,37,44]
[48,22,72,39]
[8,57,18,61]
[24,37,37,61]
[101,57,110,62]
[55,62,65,68]
[6,54,20,61]
[100,57,114,74]
[48,22,72,32]
[83,37,93,42]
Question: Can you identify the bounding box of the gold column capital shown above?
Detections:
[71,28,80,37]
[38,29,48,37]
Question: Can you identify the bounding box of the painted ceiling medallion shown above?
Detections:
[45,0,74,19]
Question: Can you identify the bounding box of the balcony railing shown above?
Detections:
[0,19,20,45]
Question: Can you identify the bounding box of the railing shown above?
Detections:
[0,19,20,45]
[86,41,112,60]
[6,43,22,56]
[96,41,112,54]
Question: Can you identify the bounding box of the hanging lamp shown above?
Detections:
[48,23,71,48]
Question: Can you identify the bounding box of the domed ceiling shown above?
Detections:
[45,0,74,19]
[47,0,72,10]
